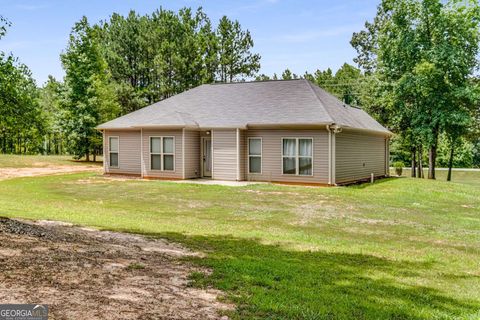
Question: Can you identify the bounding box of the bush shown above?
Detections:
[393,161,404,176]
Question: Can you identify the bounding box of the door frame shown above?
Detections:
[201,136,212,177]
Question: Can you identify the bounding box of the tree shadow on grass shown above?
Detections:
[139,232,480,320]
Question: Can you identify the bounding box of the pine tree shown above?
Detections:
[61,17,120,160]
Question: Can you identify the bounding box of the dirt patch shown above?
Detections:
[74,175,144,185]
[0,218,232,319]
[0,165,101,180]
[242,189,302,196]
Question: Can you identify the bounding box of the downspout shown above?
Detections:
[140,128,144,178]
[236,128,240,181]
[326,126,332,185]
[102,130,108,174]
[211,129,214,179]
[331,128,336,185]
[182,128,186,179]
[327,124,341,186]
[385,137,390,177]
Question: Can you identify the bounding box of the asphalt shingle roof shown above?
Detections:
[97,79,391,135]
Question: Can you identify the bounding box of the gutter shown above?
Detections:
[326,124,342,186]
[246,122,331,129]
[327,125,332,185]
[338,126,393,136]
[97,123,392,136]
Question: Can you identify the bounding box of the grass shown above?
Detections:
[127,262,146,270]
[0,157,479,319]
[0,154,102,168]
[393,168,480,188]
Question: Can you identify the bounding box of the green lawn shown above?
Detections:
[0,159,479,319]
[0,154,102,168]
[393,168,480,188]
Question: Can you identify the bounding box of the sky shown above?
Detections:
[0,0,379,86]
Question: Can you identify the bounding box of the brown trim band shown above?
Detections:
[103,173,141,178]
[143,176,184,181]
[270,181,331,187]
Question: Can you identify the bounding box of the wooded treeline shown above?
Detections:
[352,0,480,180]
[257,0,480,177]
[0,16,44,154]
[257,63,480,171]
[1,1,479,179]
[0,8,260,160]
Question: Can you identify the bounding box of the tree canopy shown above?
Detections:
[0,16,43,154]
[351,0,480,179]
[99,8,261,115]
[1,7,262,159]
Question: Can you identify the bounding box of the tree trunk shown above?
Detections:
[411,148,416,177]
[93,151,96,162]
[417,145,423,178]
[1,130,5,154]
[428,145,436,179]
[85,136,90,162]
[447,144,454,181]
[9,136,13,153]
[48,134,51,154]
[428,128,439,180]
[57,136,61,155]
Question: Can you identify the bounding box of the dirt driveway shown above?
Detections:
[0,218,231,319]
[0,164,101,180]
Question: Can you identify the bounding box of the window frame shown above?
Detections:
[162,136,175,171]
[248,137,262,174]
[281,137,314,176]
[149,136,175,171]
[108,136,119,168]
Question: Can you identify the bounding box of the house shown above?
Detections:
[97,79,392,185]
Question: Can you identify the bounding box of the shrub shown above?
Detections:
[393,161,404,176]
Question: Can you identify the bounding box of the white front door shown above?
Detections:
[202,137,212,177]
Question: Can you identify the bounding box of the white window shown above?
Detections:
[109,136,119,168]
[150,137,161,170]
[150,136,175,171]
[162,137,175,171]
[282,138,313,176]
[248,138,262,174]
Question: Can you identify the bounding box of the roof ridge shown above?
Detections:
[209,79,306,85]
[304,79,335,124]
[97,79,391,135]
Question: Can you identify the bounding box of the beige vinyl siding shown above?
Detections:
[239,130,246,180]
[245,129,329,184]
[104,130,141,175]
[212,129,237,181]
[142,129,183,179]
[184,130,200,179]
[335,130,387,184]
